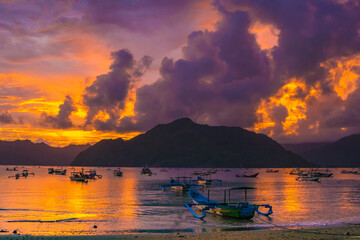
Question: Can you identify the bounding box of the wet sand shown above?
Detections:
[1,224,359,240]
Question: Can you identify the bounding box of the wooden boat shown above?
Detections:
[184,188,273,219]
[8,173,22,179]
[54,169,66,175]
[236,172,259,178]
[296,176,320,181]
[191,174,222,186]
[160,177,203,192]
[69,171,88,182]
[114,168,123,177]
[83,169,102,179]
[6,167,18,171]
[341,169,358,174]
[140,167,153,176]
[21,170,35,177]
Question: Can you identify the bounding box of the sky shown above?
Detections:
[1,0,360,146]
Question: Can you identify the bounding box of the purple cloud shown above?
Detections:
[83,49,152,130]
[42,95,77,129]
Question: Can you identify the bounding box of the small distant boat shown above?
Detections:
[54,168,66,175]
[341,169,358,174]
[6,167,18,171]
[114,168,123,177]
[223,169,231,172]
[69,170,88,182]
[193,171,203,176]
[48,168,55,174]
[205,169,217,175]
[8,173,22,179]
[160,177,203,192]
[236,172,259,178]
[141,166,153,176]
[160,169,168,172]
[83,169,102,179]
[266,169,279,173]
[191,174,222,186]
[21,170,35,177]
[184,187,273,219]
[309,169,332,178]
[296,176,320,182]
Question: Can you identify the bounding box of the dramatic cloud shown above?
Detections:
[83,49,152,131]
[41,95,77,129]
[0,111,14,124]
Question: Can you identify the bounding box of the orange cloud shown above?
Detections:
[254,79,320,136]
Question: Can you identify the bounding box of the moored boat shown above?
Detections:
[296,176,320,181]
[69,170,88,182]
[114,168,123,177]
[236,172,259,178]
[184,188,273,219]
[160,177,203,192]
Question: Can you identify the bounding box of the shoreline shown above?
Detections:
[1,224,359,239]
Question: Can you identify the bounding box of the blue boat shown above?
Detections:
[184,187,273,219]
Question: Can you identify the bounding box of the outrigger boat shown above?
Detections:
[296,176,320,182]
[21,170,35,177]
[184,187,273,219]
[54,168,66,175]
[6,167,18,171]
[114,168,123,177]
[140,166,154,176]
[191,174,222,186]
[341,169,358,174]
[83,169,102,179]
[69,170,88,182]
[160,177,203,192]
[236,172,259,178]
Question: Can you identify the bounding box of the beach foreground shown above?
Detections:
[1,225,359,240]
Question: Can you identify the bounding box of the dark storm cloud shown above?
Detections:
[0,111,14,124]
[127,5,274,131]
[42,95,76,129]
[108,0,360,138]
[83,49,152,130]
[229,0,360,87]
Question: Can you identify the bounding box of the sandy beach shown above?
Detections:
[1,224,359,240]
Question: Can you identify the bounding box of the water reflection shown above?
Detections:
[0,167,359,235]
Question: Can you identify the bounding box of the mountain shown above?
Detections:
[72,118,311,167]
[0,140,90,166]
[282,142,329,155]
[301,134,360,167]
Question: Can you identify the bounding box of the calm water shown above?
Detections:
[0,166,359,236]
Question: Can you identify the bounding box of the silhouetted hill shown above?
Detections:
[282,142,329,155]
[0,140,90,166]
[301,134,360,167]
[72,118,311,167]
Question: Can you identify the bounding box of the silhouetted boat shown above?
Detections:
[236,172,259,178]
[69,170,88,182]
[114,168,123,177]
[141,166,153,176]
[6,167,18,171]
[184,187,273,219]
[266,169,279,173]
[54,169,66,175]
[296,176,320,181]
[191,174,222,186]
[160,177,203,192]
[341,169,358,174]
